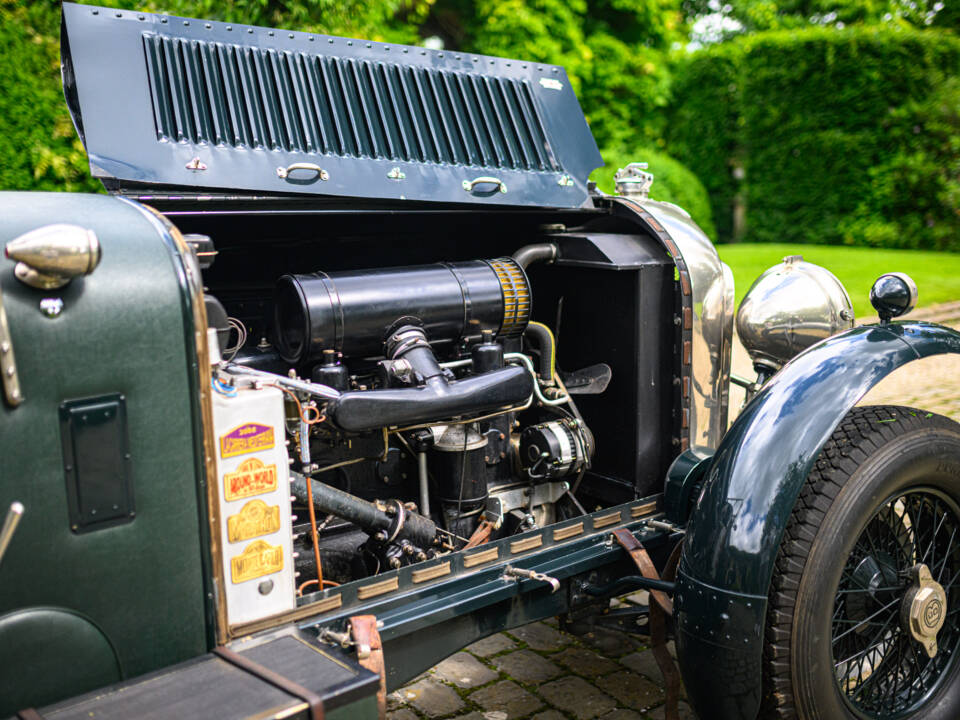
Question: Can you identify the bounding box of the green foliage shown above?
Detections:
[668,26,960,250]
[668,43,742,241]
[0,1,101,192]
[591,146,718,240]
[92,0,429,43]
[684,0,958,36]
[427,0,683,149]
[838,75,960,250]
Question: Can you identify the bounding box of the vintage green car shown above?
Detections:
[0,4,957,719]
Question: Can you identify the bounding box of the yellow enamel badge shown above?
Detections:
[230,540,284,583]
[223,458,278,502]
[220,422,274,458]
[226,499,281,543]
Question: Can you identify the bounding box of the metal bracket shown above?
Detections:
[644,518,685,535]
[350,615,387,718]
[503,565,560,593]
[0,280,22,407]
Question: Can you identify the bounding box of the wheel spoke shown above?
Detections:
[943,564,960,590]
[833,597,900,644]
[920,499,947,567]
[836,585,904,594]
[832,487,960,716]
[834,620,896,668]
[935,526,957,582]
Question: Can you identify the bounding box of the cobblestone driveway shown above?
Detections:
[391,305,960,720]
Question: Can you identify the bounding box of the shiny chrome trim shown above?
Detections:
[737,256,854,369]
[613,198,734,456]
[0,501,24,567]
[0,280,22,407]
[5,223,101,290]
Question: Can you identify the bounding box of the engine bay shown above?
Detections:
[179,206,680,606]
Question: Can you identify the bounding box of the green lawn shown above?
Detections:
[717,243,960,319]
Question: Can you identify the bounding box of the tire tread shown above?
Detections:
[761,405,959,718]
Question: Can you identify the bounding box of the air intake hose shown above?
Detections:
[327,326,533,432]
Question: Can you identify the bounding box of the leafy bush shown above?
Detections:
[668,26,960,250]
[0,1,100,193]
[590,146,718,240]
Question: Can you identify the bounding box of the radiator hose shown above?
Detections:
[326,326,533,432]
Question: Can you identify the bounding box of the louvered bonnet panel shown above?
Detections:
[61,3,602,208]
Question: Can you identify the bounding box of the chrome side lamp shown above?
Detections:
[5,224,101,290]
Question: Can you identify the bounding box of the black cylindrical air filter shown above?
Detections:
[274,258,529,363]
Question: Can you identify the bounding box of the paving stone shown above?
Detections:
[552,646,620,677]
[468,634,517,657]
[434,651,499,688]
[507,622,571,652]
[620,650,662,681]
[449,714,489,720]
[620,651,688,701]
[387,710,420,720]
[403,676,464,717]
[646,701,698,719]
[531,711,566,720]
[596,670,664,712]
[491,649,561,685]
[601,710,646,720]
[470,680,543,716]
[539,676,617,720]
[579,626,640,657]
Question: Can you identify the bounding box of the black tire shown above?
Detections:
[763,406,960,720]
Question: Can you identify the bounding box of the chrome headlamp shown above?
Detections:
[736,255,854,371]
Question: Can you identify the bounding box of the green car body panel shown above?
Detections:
[0,193,210,715]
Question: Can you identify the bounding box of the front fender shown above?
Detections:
[675,321,960,720]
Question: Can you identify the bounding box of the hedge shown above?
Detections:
[668,27,960,251]
[0,2,100,193]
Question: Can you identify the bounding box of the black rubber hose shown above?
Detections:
[512,242,557,270]
[328,325,533,432]
[328,365,532,432]
[291,474,437,548]
[523,322,555,384]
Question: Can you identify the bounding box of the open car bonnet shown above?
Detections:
[60,2,603,208]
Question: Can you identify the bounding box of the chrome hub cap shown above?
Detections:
[902,564,948,658]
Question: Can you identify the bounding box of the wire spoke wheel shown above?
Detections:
[832,489,960,717]
[763,406,960,720]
